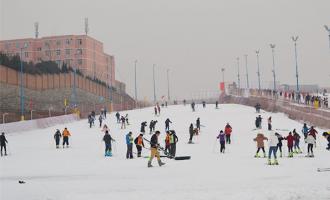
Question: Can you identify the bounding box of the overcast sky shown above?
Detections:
[1,0,330,100]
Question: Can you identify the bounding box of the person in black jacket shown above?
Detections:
[0,132,8,156]
[103,130,115,156]
[196,118,201,131]
[165,118,172,131]
[115,112,120,123]
[140,122,147,134]
[54,129,61,149]
[148,131,165,167]
[189,123,194,144]
[169,130,179,157]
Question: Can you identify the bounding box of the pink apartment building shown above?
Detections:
[0,35,115,85]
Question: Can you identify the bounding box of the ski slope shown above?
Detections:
[0,104,329,200]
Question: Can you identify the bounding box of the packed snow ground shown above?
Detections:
[0,104,329,200]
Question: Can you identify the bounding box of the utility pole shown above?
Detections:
[256,50,261,90]
[167,69,170,101]
[291,36,299,94]
[153,64,156,103]
[244,54,250,89]
[236,57,241,89]
[270,44,277,92]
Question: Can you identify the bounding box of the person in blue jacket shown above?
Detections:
[126,132,134,159]
[302,123,309,139]
[216,130,226,153]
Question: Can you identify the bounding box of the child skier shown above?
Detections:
[285,132,294,157]
[322,132,330,150]
[293,129,302,153]
[0,132,8,156]
[253,133,268,158]
[54,129,61,149]
[268,131,279,165]
[224,123,232,144]
[134,134,144,157]
[306,133,316,157]
[62,128,71,148]
[103,130,115,157]
[126,132,134,159]
[275,133,284,157]
[216,130,226,153]
[148,131,165,167]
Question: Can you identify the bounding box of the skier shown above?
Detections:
[268,131,279,165]
[275,133,284,157]
[183,99,186,106]
[215,101,219,109]
[202,101,206,108]
[293,129,302,154]
[165,118,172,131]
[152,120,157,132]
[134,134,144,157]
[256,115,262,129]
[115,112,121,123]
[216,130,226,153]
[188,123,194,144]
[148,131,165,167]
[103,130,115,157]
[169,130,179,157]
[267,117,272,130]
[62,128,71,148]
[191,102,195,112]
[255,103,261,113]
[104,107,107,119]
[165,131,171,154]
[322,132,330,150]
[154,107,158,116]
[253,133,268,158]
[224,123,232,144]
[88,114,93,128]
[140,122,147,134]
[157,104,161,115]
[196,118,201,132]
[125,114,129,125]
[308,126,318,139]
[98,115,103,128]
[126,132,134,159]
[302,123,309,139]
[285,132,294,157]
[0,132,8,156]
[54,129,61,149]
[149,120,154,134]
[121,116,126,129]
[306,133,316,157]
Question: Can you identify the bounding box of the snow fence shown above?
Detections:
[1,114,80,134]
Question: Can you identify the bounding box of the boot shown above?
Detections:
[280,152,282,158]
[267,159,272,165]
[254,153,259,158]
[273,159,279,165]
[158,160,165,167]
[148,161,153,168]
[298,149,302,154]
[263,152,266,158]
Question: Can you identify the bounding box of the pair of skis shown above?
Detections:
[317,168,330,172]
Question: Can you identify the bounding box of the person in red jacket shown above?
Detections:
[224,123,232,144]
[285,132,294,157]
[308,126,318,139]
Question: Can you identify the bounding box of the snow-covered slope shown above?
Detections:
[1,104,329,200]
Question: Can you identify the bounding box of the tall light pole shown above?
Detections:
[324,25,330,49]
[152,64,156,102]
[134,60,138,102]
[221,68,225,93]
[236,57,241,89]
[20,43,28,121]
[256,50,261,90]
[291,36,299,94]
[270,44,276,92]
[244,54,250,89]
[167,69,170,101]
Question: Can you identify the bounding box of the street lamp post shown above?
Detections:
[244,54,250,89]
[270,44,277,92]
[256,50,261,91]
[134,60,138,105]
[153,64,156,103]
[236,57,241,89]
[167,69,170,101]
[291,36,299,94]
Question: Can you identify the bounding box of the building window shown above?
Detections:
[76,49,82,55]
[65,39,71,45]
[65,49,70,55]
[77,59,82,65]
[24,52,29,58]
[56,40,61,46]
[45,50,51,57]
[37,47,42,51]
[56,49,61,56]
[77,39,83,45]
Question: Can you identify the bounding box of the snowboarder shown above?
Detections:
[165,118,172,131]
[0,132,8,156]
[302,123,309,139]
[268,131,279,165]
[275,133,284,157]
[54,129,61,149]
[134,134,144,157]
[189,123,194,144]
[121,116,126,129]
[293,129,302,154]
[216,130,226,153]
[148,131,165,167]
[322,132,330,150]
[62,128,71,148]
[140,122,147,134]
[103,130,115,157]
[169,130,179,157]
[285,132,294,157]
[196,118,201,132]
[126,132,134,159]
[165,131,171,154]
[99,115,103,128]
[115,112,120,123]
[253,133,268,158]
[267,117,272,130]
[306,133,316,157]
[224,123,232,144]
